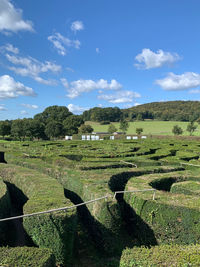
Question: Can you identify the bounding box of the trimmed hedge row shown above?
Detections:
[171,180,200,195]
[120,244,200,266]
[0,247,56,267]
[0,178,11,246]
[124,170,200,244]
[0,164,77,265]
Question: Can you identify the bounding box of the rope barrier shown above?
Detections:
[0,196,108,222]
[0,189,156,222]
[120,160,137,168]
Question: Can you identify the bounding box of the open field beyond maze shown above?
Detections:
[86,120,200,136]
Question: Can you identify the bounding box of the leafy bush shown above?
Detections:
[120,244,200,267]
[0,247,55,267]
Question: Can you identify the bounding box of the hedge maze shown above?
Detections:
[0,138,200,266]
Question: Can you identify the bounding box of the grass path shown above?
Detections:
[86,121,200,136]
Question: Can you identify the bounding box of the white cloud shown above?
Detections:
[62,79,122,98]
[67,104,89,114]
[155,72,200,91]
[48,32,80,56]
[96,48,100,54]
[189,89,200,94]
[21,103,38,109]
[71,21,84,33]
[6,53,61,85]
[135,48,181,69]
[20,110,28,115]
[0,0,34,33]
[133,102,141,106]
[2,43,19,54]
[98,90,141,104]
[0,104,7,111]
[60,78,69,88]
[0,75,36,99]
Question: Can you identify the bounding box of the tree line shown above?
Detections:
[123,101,200,122]
[0,106,94,140]
[82,101,200,123]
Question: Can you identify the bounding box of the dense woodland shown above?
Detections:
[1,101,200,140]
[83,101,200,122]
[123,101,200,121]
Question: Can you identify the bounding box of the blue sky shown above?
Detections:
[1,0,200,119]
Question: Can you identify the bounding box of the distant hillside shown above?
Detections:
[123,101,200,121]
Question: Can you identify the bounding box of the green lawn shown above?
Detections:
[86,120,200,136]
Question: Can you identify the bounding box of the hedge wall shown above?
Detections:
[124,170,200,244]
[0,247,56,267]
[0,178,11,246]
[120,244,200,267]
[0,164,77,265]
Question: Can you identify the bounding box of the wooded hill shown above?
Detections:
[123,101,200,122]
[82,101,200,122]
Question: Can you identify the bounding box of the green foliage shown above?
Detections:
[79,124,94,133]
[45,120,63,139]
[11,119,26,140]
[172,125,183,135]
[0,247,55,267]
[63,115,84,135]
[82,107,122,122]
[2,138,200,265]
[0,178,11,246]
[34,105,72,124]
[0,121,11,138]
[119,119,129,133]
[0,164,77,265]
[108,124,117,133]
[123,100,200,121]
[120,244,200,267]
[187,121,197,135]
[136,113,144,121]
[136,128,143,135]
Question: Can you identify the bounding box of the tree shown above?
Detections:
[26,119,46,140]
[196,117,200,124]
[136,128,143,135]
[63,115,84,135]
[108,124,117,134]
[34,105,72,124]
[0,121,11,138]
[45,120,64,139]
[11,119,26,140]
[83,107,122,122]
[172,125,183,135]
[78,124,94,134]
[119,119,129,133]
[136,113,144,121]
[187,122,197,136]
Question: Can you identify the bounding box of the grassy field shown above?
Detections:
[86,120,200,136]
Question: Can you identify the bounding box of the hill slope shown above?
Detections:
[124,101,200,121]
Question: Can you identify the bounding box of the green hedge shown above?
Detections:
[0,247,55,267]
[0,164,77,265]
[124,170,200,244]
[0,178,11,246]
[171,180,200,195]
[120,244,200,267]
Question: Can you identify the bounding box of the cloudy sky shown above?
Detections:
[0,0,200,119]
